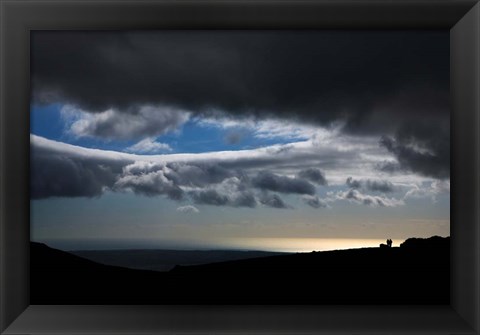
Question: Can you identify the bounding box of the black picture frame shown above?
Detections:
[1,0,479,334]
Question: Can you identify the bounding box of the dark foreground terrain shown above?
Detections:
[31,236,449,304]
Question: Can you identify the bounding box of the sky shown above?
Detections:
[30,30,450,252]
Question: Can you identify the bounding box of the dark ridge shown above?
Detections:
[31,237,449,304]
[400,235,450,249]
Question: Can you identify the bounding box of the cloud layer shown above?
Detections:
[31,31,450,180]
[31,135,417,209]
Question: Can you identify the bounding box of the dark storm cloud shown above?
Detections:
[30,138,132,199]
[32,31,448,135]
[164,162,235,187]
[297,168,328,186]
[346,177,395,193]
[251,171,316,195]
[32,31,450,179]
[379,121,450,179]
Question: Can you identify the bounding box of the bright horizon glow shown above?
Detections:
[31,237,439,253]
[219,237,408,252]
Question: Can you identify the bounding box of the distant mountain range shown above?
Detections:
[31,236,449,304]
[70,249,288,271]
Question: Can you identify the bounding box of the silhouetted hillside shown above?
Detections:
[400,235,450,249]
[31,242,167,304]
[31,237,449,304]
[70,249,287,271]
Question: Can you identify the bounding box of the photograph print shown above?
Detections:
[30,30,450,304]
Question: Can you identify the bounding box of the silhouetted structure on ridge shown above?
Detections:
[380,238,393,248]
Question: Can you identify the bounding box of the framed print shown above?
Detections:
[1,0,479,334]
[28,29,451,306]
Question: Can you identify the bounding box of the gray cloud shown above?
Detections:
[31,136,328,203]
[189,189,229,206]
[112,161,238,201]
[366,180,395,193]
[302,195,329,209]
[113,170,184,200]
[110,159,258,207]
[251,171,316,195]
[259,193,289,209]
[176,205,200,213]
[335,189,404,207]
[346,177,395,193]
[232,191,257,208]
[346,177,362,189]
[189,189,257,208]
[375,160,402,174]
[403,180,450,202]
[297,168,328,186]
[63,105,190,141]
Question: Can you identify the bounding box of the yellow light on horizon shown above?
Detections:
[220,237,405,253]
